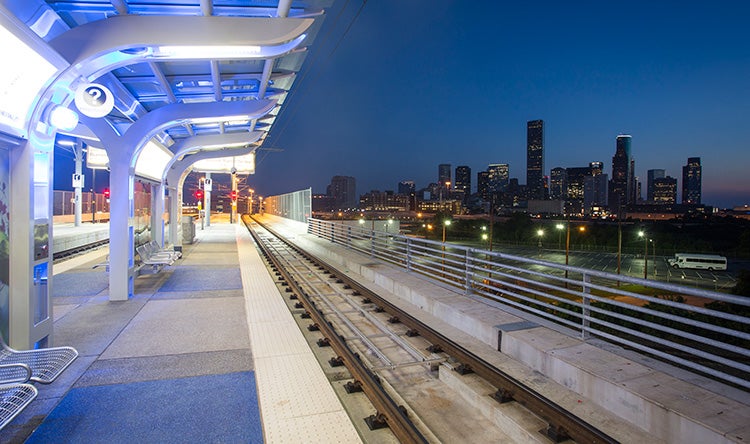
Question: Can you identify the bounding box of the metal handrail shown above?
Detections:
[308,218,750,390]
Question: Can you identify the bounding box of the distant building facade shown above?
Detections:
[549,167,567,200]
[653,176,677,204]
[359,190,409,212]
[647,169,665,203]
[682,157,702,204]
[438,163,451,186]
[609,134,634,213]
[454,165,471,198]
[327,175,357,210]
[487,163,509,193]
[477,171,491,201]
[526,119,545,199]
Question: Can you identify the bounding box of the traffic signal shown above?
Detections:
[103,188,110,199]
[230,190,238,200]
[195,189,204,200]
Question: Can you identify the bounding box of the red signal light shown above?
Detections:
[103,188,110,199]
[230,190,238,200]
[195,189,204,200]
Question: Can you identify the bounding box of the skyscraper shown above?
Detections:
[647,169,665,203]
[454,166,471,197]
[326,175,357,210]
[654,177,678,204]
[549,167,567,200]
[487,163,509,193]
[438,164,451,187]
[397,180,415,196]
[526,119,545,199]
[609,134,633,213]
[682,157,702,204]
[477,171,491,201]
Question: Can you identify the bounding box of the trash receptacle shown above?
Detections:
[182,216,195,244]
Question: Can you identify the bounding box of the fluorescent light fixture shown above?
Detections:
[154,45,261,59]
[135,140,173,181]
[0,23,58,135]
[193,153,255,174]
[48,105,79,131]
[187,115,253,125]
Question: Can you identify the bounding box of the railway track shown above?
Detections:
[243,215,618,444]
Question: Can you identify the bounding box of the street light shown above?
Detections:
[442,219,452,243]
[638,230,648,279]
[536,229,544,256]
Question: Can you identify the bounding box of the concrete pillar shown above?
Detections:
[107,151,134,301]
[151,183,165,246]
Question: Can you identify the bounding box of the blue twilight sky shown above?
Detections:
[250,0,750,208]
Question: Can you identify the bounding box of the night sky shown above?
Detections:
[252,0,750,208]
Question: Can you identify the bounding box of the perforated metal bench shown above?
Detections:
[0,363,38,431]
[0,335,78,384]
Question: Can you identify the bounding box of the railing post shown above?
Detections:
[347,226,351,248]
[465,249,472,295]
[406,237,412,271]
[581,272,591,340]
[370,230,375,257]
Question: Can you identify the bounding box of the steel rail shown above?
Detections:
[256,216,619,444]
[242,216,428,444]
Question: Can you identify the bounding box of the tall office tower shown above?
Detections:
[584,173,609,212]
[477,171,491,201]
[653,177,677,204]
[682,157,702,204]
[398,181,416,211]
[609,134,633,213]
[326,175,357,210]
[526,119,545,199]
[647,169,665,203]
[589,161,604,176]
[397,180,415,195]
[549,167,567,199]
[487,163,509,193]
[438,163,451,187]
[454,166,471,197]
[565,167,591,201]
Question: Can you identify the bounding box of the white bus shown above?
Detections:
[668,253,727,271]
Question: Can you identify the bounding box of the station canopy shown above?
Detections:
[39,0,333,179]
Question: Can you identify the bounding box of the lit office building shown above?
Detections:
[454,165,471,197]
[653,177,678,205]
[609,134,634,213]
[647,169,665,203]
[682,157,702,204]
[526,120,545,199]
[549,167,566,200]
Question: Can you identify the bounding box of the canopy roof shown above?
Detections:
[28,0,333,176]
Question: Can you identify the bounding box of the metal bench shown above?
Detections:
[0,364,37,431]
[145,240,181,261]
[0,334,78,384]
[136,244,176,274]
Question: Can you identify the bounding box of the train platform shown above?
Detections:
[2,220,360,443]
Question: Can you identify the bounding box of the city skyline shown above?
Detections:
[250,1,749,209]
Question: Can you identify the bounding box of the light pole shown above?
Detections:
[442,219,451,273]
[536,229,544,256]
[248,188,255,214]
[638,230,648,279]
[556,223,564,250]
